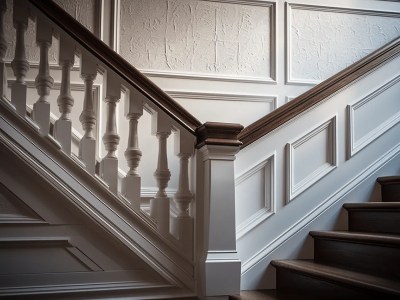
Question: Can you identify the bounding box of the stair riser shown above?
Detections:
[380,184,400,202]
[348,211,400,234]
[275,268,397,300]
[314,238,400,280]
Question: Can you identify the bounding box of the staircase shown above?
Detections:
[272,176,400,300]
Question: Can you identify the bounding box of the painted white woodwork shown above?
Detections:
[235,154,275,239]
[122,88,143,211]
[151,112,172,234]
[286,116,337,202]
[79,53,97,175]
[10,0,29,116]
[171,129,194,257]
[347,74,400,158]
[99,71,121,195]
[32,17,54,135]
[54,35,75,154]
[235,51,400,290]
[197,144,241,297]
[0,1,7,99]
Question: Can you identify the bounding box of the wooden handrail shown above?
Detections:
[239,37,400,148]
[28,0,202,134]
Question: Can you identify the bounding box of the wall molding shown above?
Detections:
[242,141,400,274]
[286,115,337,202]
[167,91,277,107]
[285,2,400,85]
[235,153,275,239]
[119,0,277,84]
[347,74,400,158]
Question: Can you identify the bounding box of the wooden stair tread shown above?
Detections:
[377,176,400,185]
[272,260,400,295]
[310,230,400,245]
[343,202,400,210]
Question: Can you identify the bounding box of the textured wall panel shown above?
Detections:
[288,4,400,84]
[120,0,274,82]
[53,0,97,33]
[347,75,400,157]
[286,116,337,201]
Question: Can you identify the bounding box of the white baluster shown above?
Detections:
[54,35,75,154]
[79,54,97,174]
[151,113,171,233]
[11,1,29,116]
[172,130,194,256]
[99,72,120,194]
[122,89,143,211]
[32,17,54,135]
[0,1,7,99]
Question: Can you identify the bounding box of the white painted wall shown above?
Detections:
[115,0,400,127]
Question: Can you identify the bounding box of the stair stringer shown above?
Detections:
[0,99,196,297]
[235,50,400,290]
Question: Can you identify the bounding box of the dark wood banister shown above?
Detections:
[239,36,400,148]
[28,0,202,134]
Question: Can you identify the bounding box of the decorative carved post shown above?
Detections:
[54,35,75,154]
[151,112,171,234]
[32,17,54,135]
[11,0,29,116]
[196,122,243,298]
[0,1,7,99]
[122,89,143,211]
[79,54,97,174]
[99,71,120,194]
[172,130,195,259]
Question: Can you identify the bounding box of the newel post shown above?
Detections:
[195,122,243,298]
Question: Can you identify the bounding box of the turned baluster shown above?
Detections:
[0,1,7,99]
[11,1,29,116]
[151,113,172,233]
[79,54,97,174]
[54,35,75,154]
[172,130,194,255]
[32,17,54,135]
[122,89,143,211]
[99,72,120,194]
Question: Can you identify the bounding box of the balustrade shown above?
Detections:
[4,0,198,264]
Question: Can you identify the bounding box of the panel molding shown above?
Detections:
[235,153,275,239]
[167,90,277,107]
[347,74,400,158]
[285,2,400,85]
[286,116,337,202]
[119,0,277,84]
[242,141,400,275]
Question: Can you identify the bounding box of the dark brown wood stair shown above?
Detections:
[271,176,400,299]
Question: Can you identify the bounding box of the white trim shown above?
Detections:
[286,115,337,202]
[167,91,277,107]
[242,141,400,274]
[285,3,400,85]
[235,153,275,239]
[347,74,400,158]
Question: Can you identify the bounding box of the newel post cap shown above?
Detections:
[195,122,244,149]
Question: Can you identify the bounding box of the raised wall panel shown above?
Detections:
[347,75,400,158]
[235,154,275,238]
[286,116,337,202]
[119,0,276,83]
[167,91,276,127]
[286,3,400,84]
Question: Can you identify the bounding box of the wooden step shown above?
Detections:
[272,260,400,300]
[310,231,400,280]
[343,202,400,234]
[377,176,400,202]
